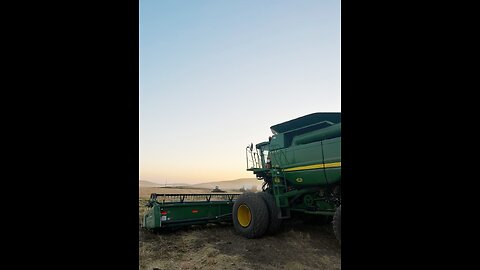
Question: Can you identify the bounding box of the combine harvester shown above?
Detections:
[142,112,341,243]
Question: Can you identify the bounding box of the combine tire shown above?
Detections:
[232,193,269,238]
[333,205,341,244]
[259,192,282,235]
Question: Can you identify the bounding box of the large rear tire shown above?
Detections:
[333,205,341,244]
[232,193,269,238]
[259,192,283,235]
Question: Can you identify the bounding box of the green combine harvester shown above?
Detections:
[142,112,341,243]
[238,112,341,242]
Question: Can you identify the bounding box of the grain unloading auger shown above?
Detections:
[142,193,241,230]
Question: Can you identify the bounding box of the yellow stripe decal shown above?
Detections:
[283,162,341,172]
[324,162,342,168]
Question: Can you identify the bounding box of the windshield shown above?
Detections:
[260,147,269,168]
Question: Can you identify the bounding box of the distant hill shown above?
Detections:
[140,178,263,191]
[139,180,162,187]
[190,178,262,191]
[139,180,190,187]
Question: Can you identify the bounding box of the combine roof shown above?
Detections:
[270,112,341,134]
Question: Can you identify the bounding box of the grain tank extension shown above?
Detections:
[233,112,341,242]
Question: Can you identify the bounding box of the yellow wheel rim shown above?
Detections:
[237,204,252,227]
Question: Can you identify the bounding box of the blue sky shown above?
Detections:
[140,0,340,184]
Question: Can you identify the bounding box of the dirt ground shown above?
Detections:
[139,195,341,270]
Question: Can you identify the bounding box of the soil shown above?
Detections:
[139,198,341,270]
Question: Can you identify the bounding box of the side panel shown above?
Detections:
[269,148,295,168]
[269,133,286,150]
[283,141,327,186]
[284,168,328,186]
[160,202,233,222]
[144,201,235,229]
[293,141,324,165]
[144,205,161,229]
[268,123,341,188]
[271,142,325,186]
[322,137,341,184]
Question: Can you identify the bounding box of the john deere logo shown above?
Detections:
[296,178,303,183]
[274,177,281,183]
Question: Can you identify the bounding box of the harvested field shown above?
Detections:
[139,187,341,270]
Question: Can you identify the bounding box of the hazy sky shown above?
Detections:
[140,0,340,184]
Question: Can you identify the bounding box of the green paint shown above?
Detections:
[247,112,341,218]
[142,194,239,230]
